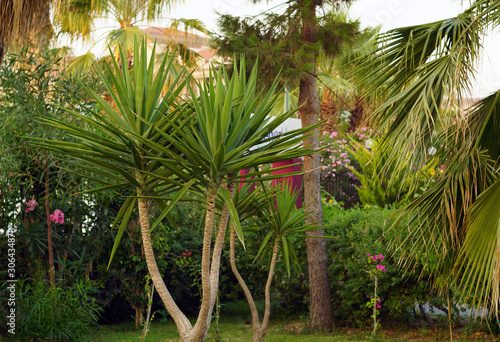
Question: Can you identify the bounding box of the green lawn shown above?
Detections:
[91,319,494,342]
[90,301,493,341]
[92,321,377,342]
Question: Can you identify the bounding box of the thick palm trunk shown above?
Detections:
[299,0,334,332]
[136,195,192,339]
[320,91,336,134]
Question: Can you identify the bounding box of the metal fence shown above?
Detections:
[321,171,361,209]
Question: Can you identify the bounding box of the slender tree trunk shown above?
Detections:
[188,182,235,341]
[446,288,453,342]
[136,193,192,339]
[209,183,235,308]
[229,225,262,341]
[44,162,55,287]
[371,276,378,338]
[260,238,280,340]
[298,0,333,332]
[186,185,218,342]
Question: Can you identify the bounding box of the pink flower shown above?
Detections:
[376,304,381,309]
[376,265,386,272]
[367,253,371,257]
[50,209,65,224]
[330,131,338,138]
[372,256,378,261]
[25,199,38,212]
[378,254,384,260]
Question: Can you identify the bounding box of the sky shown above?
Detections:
[74,0,500,98]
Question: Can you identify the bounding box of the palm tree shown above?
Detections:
[358,0,500,315]
[0,0,52,64]
[54,0,204,70]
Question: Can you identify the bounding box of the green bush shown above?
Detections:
[323,205,445,326]
[16,275,101,341]
[251,206,447,325]
[347,138,436,208]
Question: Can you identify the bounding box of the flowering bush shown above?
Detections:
[366,252,387,337]
[323,205,446,327]
[319,128,372,208]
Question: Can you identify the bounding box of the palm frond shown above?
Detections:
[458,177,500,312]
[358,5,490,172]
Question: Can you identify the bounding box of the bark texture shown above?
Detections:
[189,182,235,341]
[230,226,262,342]
[137,196,192,339]
[229,225,280,342]
[299,0,334,332]
[320,91,336,134]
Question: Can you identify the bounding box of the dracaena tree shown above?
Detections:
[35,38,319,341]
[140,58,319,341]
[229,181,320,342]
[356,0,500,320]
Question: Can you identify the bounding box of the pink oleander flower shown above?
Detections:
[25,199,38,212]
[50,209,65,224]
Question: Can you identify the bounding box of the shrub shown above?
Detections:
[347,138,437,208]
[323,205,444,327]
[16,275,101,341]
[256,206,448,325]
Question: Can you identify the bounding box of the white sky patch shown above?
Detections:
[64,0,499,98]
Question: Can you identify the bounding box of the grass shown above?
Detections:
[92,320,380,342]
[89,301,496,341]
[91,317,496,342]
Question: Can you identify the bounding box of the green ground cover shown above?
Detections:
[91,319,494,342]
